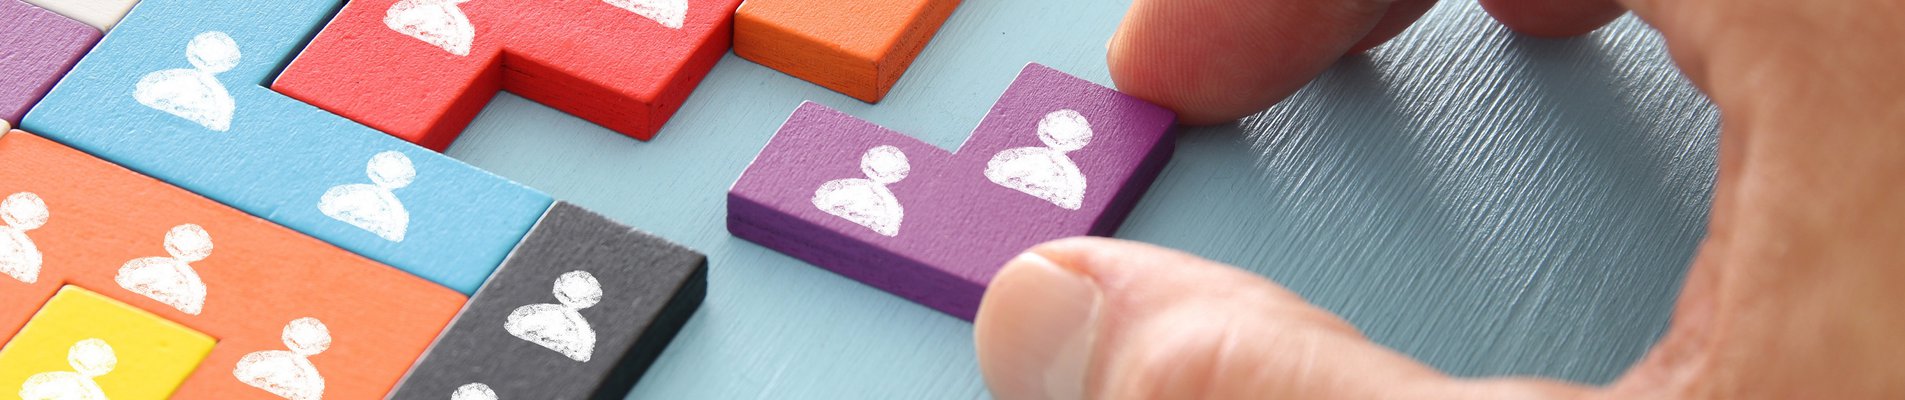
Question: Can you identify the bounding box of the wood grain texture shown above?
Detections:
[0,286,214,400]
[0,131,467,399]
[22,0,554,294]
[730,64,1173,320]
[445,0,1717,397]
[735,0,962,103]
[0,0,101,124]
[20,0,138,31]
[274,0,743,150]
[389,202,705,400]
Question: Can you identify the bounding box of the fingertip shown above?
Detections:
[1108,0,1395,126]
[1479,0,1628,37]
[1347,0,1440,54]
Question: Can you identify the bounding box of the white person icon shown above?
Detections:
[812,145,909,237]
[134,31,240,132]
[604,0,688,29]
[0,192,49,284]
[505,271,601,362]
[233,318,329,400]
[386,0,475,56]
[18,338,114,400]
[453,383,498,400]
[319,151,414,242]
[115,224,212,315]
[986,109,1093,210]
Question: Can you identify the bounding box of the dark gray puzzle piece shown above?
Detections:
[388,202,707,400]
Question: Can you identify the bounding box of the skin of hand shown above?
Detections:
[973,0,1905,399]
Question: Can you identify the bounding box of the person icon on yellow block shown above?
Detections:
[18,338,114,400]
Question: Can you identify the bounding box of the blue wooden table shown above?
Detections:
[444,0,1718,397]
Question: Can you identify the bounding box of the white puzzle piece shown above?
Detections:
[604,0,687,29]
[0,192,48,284]
[505,271,601,362]
[812,145,908,236]
[987,109,1091,210]
[135,31,239,132]
[18,338,114,400]
[320,151,414,242]
[233,318,329,400]
[115,224,212,315]
[386,0,476,56]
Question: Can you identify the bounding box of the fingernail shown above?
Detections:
[976,253,1103,400]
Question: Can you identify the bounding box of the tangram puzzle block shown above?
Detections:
[0,285,215,400]
[0,130,468,399]
[20,0,141,31]
[0,0,102,124]
[388,202,707,400]
[274,0,744,151]
[729,64,1175,320]
[22,0,554,294]
[735,0,961,103]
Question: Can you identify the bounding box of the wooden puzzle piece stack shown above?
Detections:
[0,0,1175,398]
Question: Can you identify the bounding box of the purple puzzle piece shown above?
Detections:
[730,63,1176,320]
[0,0,100,123]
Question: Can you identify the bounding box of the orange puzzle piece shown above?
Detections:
[0,130,466,399]
[736,0,962,103]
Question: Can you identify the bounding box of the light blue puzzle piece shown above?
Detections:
[23,0,553,294]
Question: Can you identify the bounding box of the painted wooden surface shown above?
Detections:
[731,64,1174,321]
[735,0,961,103]
[0,285,213,400]
[444,0,1715,397]
[0,130,467,399]
[0,0,100,124]
[275,0,743,150]
[23,0,554,295]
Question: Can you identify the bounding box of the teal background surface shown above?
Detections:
[445,0,1718,398]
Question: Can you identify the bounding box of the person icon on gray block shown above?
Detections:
[506,270,602,362]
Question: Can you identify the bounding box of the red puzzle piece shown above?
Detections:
[275,0,741,151]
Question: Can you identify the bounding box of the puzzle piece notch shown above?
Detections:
[735,0,962,103]
[273,0,744,151]
[0,285,215,400]
[22,0,554,294]
[0,0,102,124]
[728,63,1176,320]
[0,129,468,399]
[388,202,706,400]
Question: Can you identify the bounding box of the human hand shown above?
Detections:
[975,0,1905,399]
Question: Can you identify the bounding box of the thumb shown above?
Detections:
[974,237,1591,399]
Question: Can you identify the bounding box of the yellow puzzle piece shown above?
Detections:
[0,285,215,400]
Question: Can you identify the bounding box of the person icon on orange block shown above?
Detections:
[319,151,414,242]
[386,0,476,56]
[233,318,329,400]
[18,338,114,400]
[506,271,602,362]
[134,31,240,132]
[986,109,1091,210]
[115,224,212,315]
[812,145,909,237]
[0,192,49,284]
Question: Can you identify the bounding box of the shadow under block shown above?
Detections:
[21,0,554,294]
[0,1,102,124]
[0,130,468,399]
[728,64,1175,320]
[0,286,214,400]
[735,0,960,103]
[273,0,744,151]
[388,202,707,400]
[21,0,140,31]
